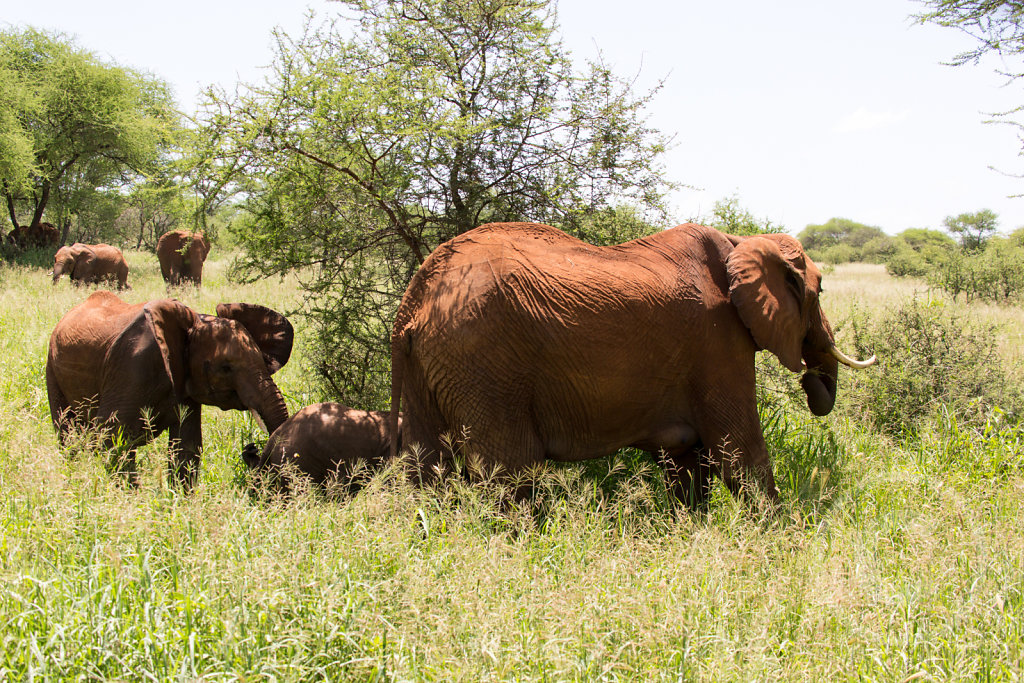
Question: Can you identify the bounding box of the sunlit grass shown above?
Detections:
[1,250,1023,679]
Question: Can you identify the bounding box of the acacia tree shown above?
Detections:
[195,0,675,406]
[917,2,1024,169]
[943,208,999,249]
[0,27,179,242]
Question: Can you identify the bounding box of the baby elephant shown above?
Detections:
[242,402,401,491]
[52,243,130,289]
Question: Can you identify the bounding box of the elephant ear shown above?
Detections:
[726,235,806,372]
[143,299,199,398]
[216,303,294,374]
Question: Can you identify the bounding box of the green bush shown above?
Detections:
[860,235,898,264]
[926,239,1024,303]
[885,244,930,278]
[810,243,858,264]
[843,297,1022,435]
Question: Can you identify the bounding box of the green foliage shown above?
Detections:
[844,297,1022,435]
[194,0,674,406]
[885,243,931,277]
[943,208,999,251]
[5,245,1024,679]
[703,195,784,236]
[799,217,885,250]
[917,3,1024,169]
[568,205,659,246]
[898,227,957,253]
[0,27,179,240]
[798,217,886,263]
[885,227,955,278]
[926,236,1024,303]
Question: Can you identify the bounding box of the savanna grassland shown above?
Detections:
[2,251,1023,681]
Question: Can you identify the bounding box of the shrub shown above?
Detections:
[926,239,1024,303]
[816,243,858,264]
[860,235,898,264]
[843,297,1022,435]
[885,244,930,278]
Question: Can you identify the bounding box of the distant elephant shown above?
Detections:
[52,243,130,289]
[7,222,60,249]
[242,402,402,491]
[156,230,210,286]
[389,222,875,507]
[47,291,294,488]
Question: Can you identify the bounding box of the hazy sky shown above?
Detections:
[4,0,1023,234]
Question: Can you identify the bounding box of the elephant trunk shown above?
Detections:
[801,369,837,417]
[800,343,875,417]
[239,370,290,435]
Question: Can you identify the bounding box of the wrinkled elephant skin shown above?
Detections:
[390,222,874,507]
[243,402,402,492]
[52,243,130,289]
[47,291,293,488]
[156,230,210,286]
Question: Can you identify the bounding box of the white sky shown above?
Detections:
[4,0,1023,235]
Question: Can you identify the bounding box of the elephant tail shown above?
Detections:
[389,326,410,463]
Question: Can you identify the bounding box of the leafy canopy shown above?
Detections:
[702,195,784,236]
[194,0,675,406]
[797,217,885,251]
[0,27,179,237]
[916,2,1024,171]
[943,208,999,250]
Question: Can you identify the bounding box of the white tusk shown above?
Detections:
[249,409,268,432]
[829,345,876,369]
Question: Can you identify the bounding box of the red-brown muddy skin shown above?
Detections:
[52,243,130,289]
[242,402,402,491]
[7,221,59,249]
[156,230,211,286]
[46,291,293,489]
[390,222,865,507]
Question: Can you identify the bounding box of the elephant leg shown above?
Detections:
[168,402,203,490]
[100,427,140,488]
[657,446,717,510]
[696,401,779,505]
[399,408,448,487]
[46,363,75,446]
[462,418,545,502]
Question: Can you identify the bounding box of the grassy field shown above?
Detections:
[1,252,1023,681]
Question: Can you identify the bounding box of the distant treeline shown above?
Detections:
[798,214,1024,304]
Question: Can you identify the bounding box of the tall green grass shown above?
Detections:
[1,254,1023,680]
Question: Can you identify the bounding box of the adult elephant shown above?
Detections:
[7,222,60,249]
[47,291,293,488]
[389,222,875,507]
[52,243,130,289]
[242,403,402,491]
[156,230,210,286]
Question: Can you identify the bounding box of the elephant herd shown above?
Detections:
[44,222,875,508]
[50,229,210,289]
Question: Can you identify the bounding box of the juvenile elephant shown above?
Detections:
[156,230,210,286]
[47,291,293,488]
[390,222,875,507]
[242,403,402,491]
[52,243,130,289]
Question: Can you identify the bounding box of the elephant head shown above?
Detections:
[143,300,294,432]
[52,245,80,283]
[726,233,874,416]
